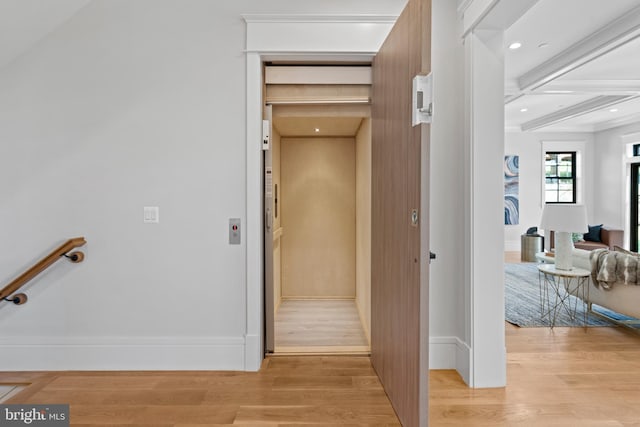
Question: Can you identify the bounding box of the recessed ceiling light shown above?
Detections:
[314,128,320,132]
[609,108,619,113]
[508,42,522,50]
[520,108,528,112]
[538,42,549,48]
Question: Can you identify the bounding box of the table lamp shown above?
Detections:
[540,204,588,270]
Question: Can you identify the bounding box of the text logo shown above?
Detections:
[1,405,69,426]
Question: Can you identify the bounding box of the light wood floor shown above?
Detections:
[3,325,640,425]
[504,251,522,263]
[0,384,24,403]
[275,299,369,353]
[431,324,640,426]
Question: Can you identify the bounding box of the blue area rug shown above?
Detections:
[504,262,640,328]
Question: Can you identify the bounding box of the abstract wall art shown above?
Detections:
[504,155,519,225]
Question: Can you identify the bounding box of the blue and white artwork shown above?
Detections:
[504,155,519,225]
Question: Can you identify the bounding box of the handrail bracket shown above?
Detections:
[1,237,87,306]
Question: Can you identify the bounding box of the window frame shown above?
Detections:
[544,151,577,204]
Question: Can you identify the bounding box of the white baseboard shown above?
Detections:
[0,336,246,371]
[244,333,262,371]
[1,334,474,381]
[456,339,472,385]
[429,335,471,385]
[429,336,457,369]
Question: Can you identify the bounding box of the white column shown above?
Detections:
[245,52,263,371]
[464,29,507,388]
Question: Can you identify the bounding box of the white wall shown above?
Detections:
[429,0,466,371]
[0,0,406,370]
[594,123,640,236]
[504,132,595,251]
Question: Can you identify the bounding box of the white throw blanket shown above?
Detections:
[590,249,640,289]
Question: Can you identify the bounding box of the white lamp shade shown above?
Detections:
[540,204,588,233]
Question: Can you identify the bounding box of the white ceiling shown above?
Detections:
[274,116,364,137]
[505,0,640,133]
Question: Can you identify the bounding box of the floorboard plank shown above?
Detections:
[2,324,640,425]
[275,300,369,350]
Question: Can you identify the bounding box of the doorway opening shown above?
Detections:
[263,64,372,355]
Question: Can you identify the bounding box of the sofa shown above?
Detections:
[572,248,640,319]
[550,226,624,251]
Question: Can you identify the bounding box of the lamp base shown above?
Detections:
[554,231,574,270]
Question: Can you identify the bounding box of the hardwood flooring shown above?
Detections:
[0,384,24,403]
[275,299,369,353]
[1,356,400,426]
[2,324,640,425]
[430,324,640,426]
[504,251,522,264]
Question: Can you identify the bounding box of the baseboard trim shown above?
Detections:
[0,336,246,371]
[244,333,262,371]
[355,299,371,346]
[429,336,471,384]
[456,338,472,386]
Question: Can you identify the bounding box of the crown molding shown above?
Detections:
[242,14,398,24]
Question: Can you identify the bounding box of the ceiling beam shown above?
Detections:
[518,5,640,92]
[594,112,640,132]
[460,0,539,38]
[520,95,634,131]
[539,79,640,95]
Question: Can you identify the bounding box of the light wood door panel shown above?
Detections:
[371,0,431,426]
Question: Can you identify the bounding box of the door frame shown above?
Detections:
[243,14,396,371]
[244,4,516,389]
[631,163,640,252]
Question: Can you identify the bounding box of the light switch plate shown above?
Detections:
[144,206,159,223]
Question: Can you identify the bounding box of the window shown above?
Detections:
[633,143,640,157]
[545,152,576,203]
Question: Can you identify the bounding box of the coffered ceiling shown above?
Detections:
[505,0,640,133]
